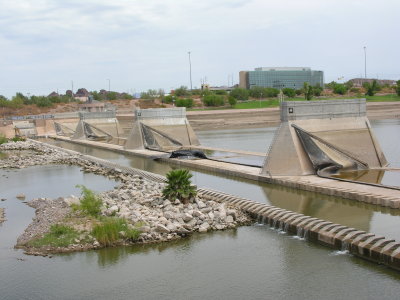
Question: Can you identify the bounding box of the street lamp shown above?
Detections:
[188,51,193,91]
[107,79,111,92]
[259,92,263,108]
[363,46,367,79]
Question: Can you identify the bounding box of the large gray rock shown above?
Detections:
[155,224,170,233]
[164,211,175,219]
[199,222,210,232]
[182,213,193,223]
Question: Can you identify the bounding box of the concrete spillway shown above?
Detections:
[262,99,387,176]
[125,107,200,151]
[71,111,123,144]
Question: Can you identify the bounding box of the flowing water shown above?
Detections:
[1,120,400,299]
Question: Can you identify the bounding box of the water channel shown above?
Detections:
[1,119,400,299]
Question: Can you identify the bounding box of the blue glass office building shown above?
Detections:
[239,67,324,90]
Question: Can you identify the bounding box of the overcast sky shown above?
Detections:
[0,0,399,97]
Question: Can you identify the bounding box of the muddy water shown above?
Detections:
[1,120,400,299]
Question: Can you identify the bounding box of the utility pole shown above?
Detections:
[107,79,111,92]
[188,51,193,91]
[71,80,74,95]
[364,46,367,79]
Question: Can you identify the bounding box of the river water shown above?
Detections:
[1,120,400,299]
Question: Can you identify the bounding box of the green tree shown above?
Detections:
[36,97,53,107]
[333,83,347,95]
[228,96,237,107]
[303,82,313,100]
[230,88,249,100]
[202,94,225,106]
[174,86,190,97]
[140,89,158,99]
[214,90,227,95]
[175,98,194,108]
[313,84,323,97]
[282,88,296,98]
[363,80,379,96]
[396,80,400,96]
[249,86,265,98]
[162,169,197,204]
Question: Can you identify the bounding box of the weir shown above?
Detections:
[45,99,400,209]
[125,107,200,151]
[72,111,124,145]
[262,99,387,176]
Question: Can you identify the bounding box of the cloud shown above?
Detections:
[0,0,399,97]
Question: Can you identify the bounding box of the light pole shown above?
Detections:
[188,51,193,91]
[107,79,111,92]
[363,46,367,79]
[259,92,263,108]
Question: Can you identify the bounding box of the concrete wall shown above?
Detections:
[262,99,387,176]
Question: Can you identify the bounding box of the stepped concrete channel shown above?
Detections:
[30,139,400,271]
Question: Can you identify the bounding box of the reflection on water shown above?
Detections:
[82,229,239,268]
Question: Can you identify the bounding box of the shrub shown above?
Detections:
[73,185,103,217]
[163,95,174,104]
[0,134,7,145]
[214,90,227,95]
[29,224,79,247]
[202,94,225,106]
[282,88,296,98]
[350,87,360,93]
[333,83,347,95]
[163,169,197,203]
[91,217,140,246]
[397,80,400,96]
[228,96,237,107]
[230,88,249,100]
[174,86,190,97]
[10,136,26,142]
[175,98,194,108]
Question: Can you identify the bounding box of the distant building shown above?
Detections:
[47,91,59,97]
[239,67,324,90]
[74,88,90,102]
[348,78,397,87]
[78,95,106,112]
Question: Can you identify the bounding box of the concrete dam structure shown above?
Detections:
[125,107,200,151]
[262,99,387,176]
[58,111,123,144]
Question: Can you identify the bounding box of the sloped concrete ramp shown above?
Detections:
[125,107,200,151]
[72,111,123,144]
[262,99,387,176]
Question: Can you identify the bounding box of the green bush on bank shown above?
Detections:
[0,134,7,145]
[202,94,225,106]
[91,217,141,246]
[73,185,103,217]
[175,98,194,108]
[163,169,197,203]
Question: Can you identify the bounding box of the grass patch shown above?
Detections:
[28,224,79,248]
[0,134,7,145]
[365,94,400,102]
[91,217,141,246]
[72,185,103,217]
